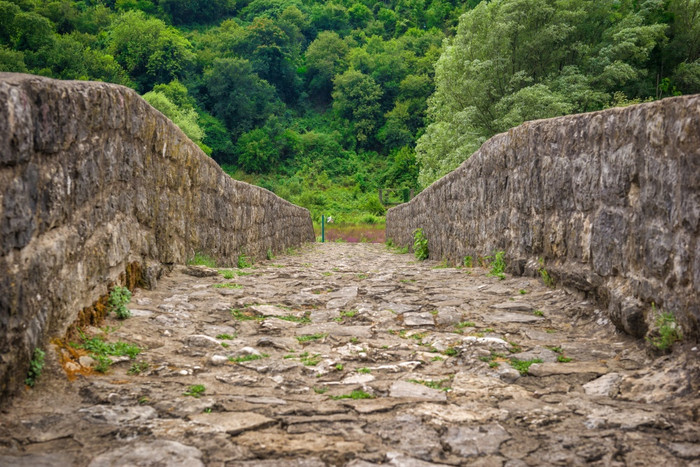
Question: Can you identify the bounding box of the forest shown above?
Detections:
[1,0,698,224]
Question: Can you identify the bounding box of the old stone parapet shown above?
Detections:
[0,73,314,399]
[387,95,699,341]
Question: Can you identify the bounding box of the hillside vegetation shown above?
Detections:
[1,0,698,221]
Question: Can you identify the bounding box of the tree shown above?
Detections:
[143,90,207,150]
[305,31,349,103]
[108,10,193,91]
[332,69,382,147]
[204,57,281,140]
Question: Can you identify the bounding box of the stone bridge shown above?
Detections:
[0,74,698,465]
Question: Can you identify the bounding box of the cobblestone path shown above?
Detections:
[1,243,698,466]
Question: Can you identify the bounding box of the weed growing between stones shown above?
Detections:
[108,286,132,319]
[231,309,263,321]
[212,283,243,289]
[533,310,544,317]
[330,390,374,400]
[412,228,429,260]
[219,270,235,279]
[216,334,236,340]
[71,330,141,373]
[358,367,371,374]
[266,248,275,260]
[128,361,149,375]
[314,387,328,394]
[278,314,312,324]
[510,358,543,375]
[407,377,452,392]
[188,253,217,268]
[486,251,506,280]
[229,353,269,363]
[647,304,682,351]
[538,258,554,287]
[25,348,45,387]
[183,384,205,398]
[296,333,327,343]
[463,256,473,268]
[237,253,253,268]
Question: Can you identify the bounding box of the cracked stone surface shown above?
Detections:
[1,243,698,466]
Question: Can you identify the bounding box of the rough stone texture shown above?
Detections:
[0,73,314,400]
[0,243,697,465]
[387,95,700,340]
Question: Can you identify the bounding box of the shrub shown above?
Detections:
[25,348,45,387]
[413,228,429,260]
[487,251,506,280]
[109,286,132,319]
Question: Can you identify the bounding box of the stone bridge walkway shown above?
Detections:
[1,243,698,466]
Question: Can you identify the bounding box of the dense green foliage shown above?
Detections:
[1,0,697,217]
[417,0,700,186]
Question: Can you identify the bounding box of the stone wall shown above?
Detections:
[0,73,315,399]
[387,95,699,341]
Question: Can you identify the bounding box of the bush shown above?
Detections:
[25,348,45,387]
[109,286,132,319]
[413,228,429,260]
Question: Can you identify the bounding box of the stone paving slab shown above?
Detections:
[0,243,698,466]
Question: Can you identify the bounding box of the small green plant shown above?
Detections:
[341,310,357,318]
[456,321,476,330]
[128,361,149,375]
[231,308,262,321]
[510,358,543,375]
[489,361,499,368]
[538,258,554,287]
[302,353,322,366]
[507,342,522,353]
[278,314,311,324]
[431,356,444,362]
[335,363,344,371]
[219,269,235,279]
[330,390,374,400]
[463,256,473,268]
[93,355,111,373]
[519,289,527,295]
[413,228,429,260]
[71,331,141,373]
[647,304,682,351]
[442,347,458,357]
[357,367,371,374]
[237,253,252,268]
[188,253,217,268]
[220,342,229,348]
[108,286,132,319]
[433,259,450,269]
[296,333,327,343]
[533,310,544,317]
[213,283,243,289]
[229,353,269,363]
[138,396,150,404]
[407,378,452,391]
[25,348,45,387]
[216,334,236,340]
[266,248,275,260]
[349,337,359,344]
[557,355,572,363]
[183,384,206,398]
[487,251,506,280]
[314,386,329,394]
[546,346,563,354]
[203,407,212,413]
